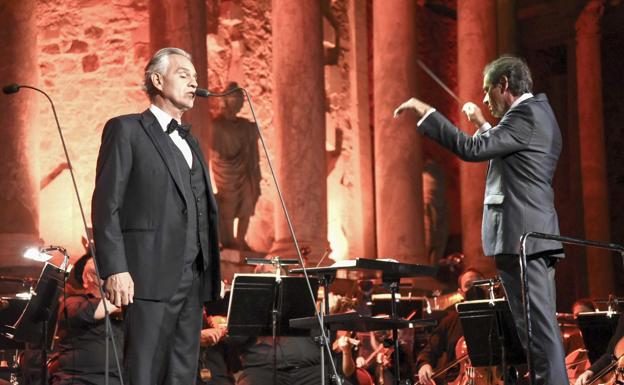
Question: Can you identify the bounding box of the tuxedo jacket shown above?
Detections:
[419,94,563,257]
[92,109,221,301]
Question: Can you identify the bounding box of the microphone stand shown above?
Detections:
[198,87,343,384]
[3,85,124,385]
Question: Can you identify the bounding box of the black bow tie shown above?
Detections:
[166,119,191,139]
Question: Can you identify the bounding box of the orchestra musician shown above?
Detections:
[574,314,624,385]
[416,268,485,385]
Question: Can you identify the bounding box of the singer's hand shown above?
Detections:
[104,272,134,307]
[393,97,432,120]
[200,327,226,347]
[461,102,487,128]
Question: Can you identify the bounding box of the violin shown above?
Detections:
[586,336,624,385]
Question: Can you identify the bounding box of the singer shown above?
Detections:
[395,56,568,385]
[92,47,221,384]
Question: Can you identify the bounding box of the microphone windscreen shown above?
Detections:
[2,84,20,94]
[195,88,210,98]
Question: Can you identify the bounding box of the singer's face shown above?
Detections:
[158,54,198,111]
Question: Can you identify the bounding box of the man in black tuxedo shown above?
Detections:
[92,47,221,384]
[394,56,568,385]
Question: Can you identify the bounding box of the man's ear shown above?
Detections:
[151,73,164,92]
[499,75,509,93]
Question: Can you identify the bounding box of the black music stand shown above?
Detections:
[227,274,319,385]
[457,299,526,382]
[5,262,66,385]
[227,274,319,336]
[577,311,620,364]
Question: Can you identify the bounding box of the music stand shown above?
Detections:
[227,274,319,385]
[457,298,526,382]
[227,274,319,336]
[577,311,620,363]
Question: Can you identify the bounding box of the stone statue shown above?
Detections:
[422,160,449,264]
[210,82,261,251]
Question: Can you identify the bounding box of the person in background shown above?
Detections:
[49,257,124,385]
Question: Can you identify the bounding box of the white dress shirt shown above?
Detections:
[149,104,193,168]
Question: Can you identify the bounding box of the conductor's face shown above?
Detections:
[482,76,506,118]
[154,54,198,112]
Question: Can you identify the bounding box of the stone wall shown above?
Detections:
[35,0,150,258]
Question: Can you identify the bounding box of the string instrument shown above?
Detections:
[369,310,419,384]
[587,336,624,385]
[447,337,499,385]
[414,353,470,385]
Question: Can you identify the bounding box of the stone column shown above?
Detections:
[575,0,614,297]
[373,0,426,263]
[148,0,209,146]
[347,0,375,259]
[496,0,518,55]
[457,0,497,275]
[271,0,328,263]
[0,0,41,272]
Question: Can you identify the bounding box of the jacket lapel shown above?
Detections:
[139,109,187,206]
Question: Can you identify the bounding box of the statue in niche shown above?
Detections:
[210,82,261,251]
[422,160,449,264]
[321,0,340,65]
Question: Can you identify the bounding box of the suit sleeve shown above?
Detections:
[418,106,535,162]
[92,117,132,279]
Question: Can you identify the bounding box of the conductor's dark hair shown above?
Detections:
[483,56,533,96]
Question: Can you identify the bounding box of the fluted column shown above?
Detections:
[0,0,40,271]
[576,0,613,297]
[373,0,426,263]
[271,0,328,263]
[347,0,375,259]
[148,0,209,146]
[457,0,497,275]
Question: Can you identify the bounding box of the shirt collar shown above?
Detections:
[149,104,180,132]
[509,92,533,111]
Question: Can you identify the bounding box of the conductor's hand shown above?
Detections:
[393,97,432,120]
[574,370,593,385]
[461,102,487,128]
[104,272,134,307]
[417,363,436,385]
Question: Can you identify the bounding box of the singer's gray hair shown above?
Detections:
[143,47,192,99]
[483,56,533,96]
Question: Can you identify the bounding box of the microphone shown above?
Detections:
[194,86,242,98]
[195,88,211,98]
[2,83,20,94]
